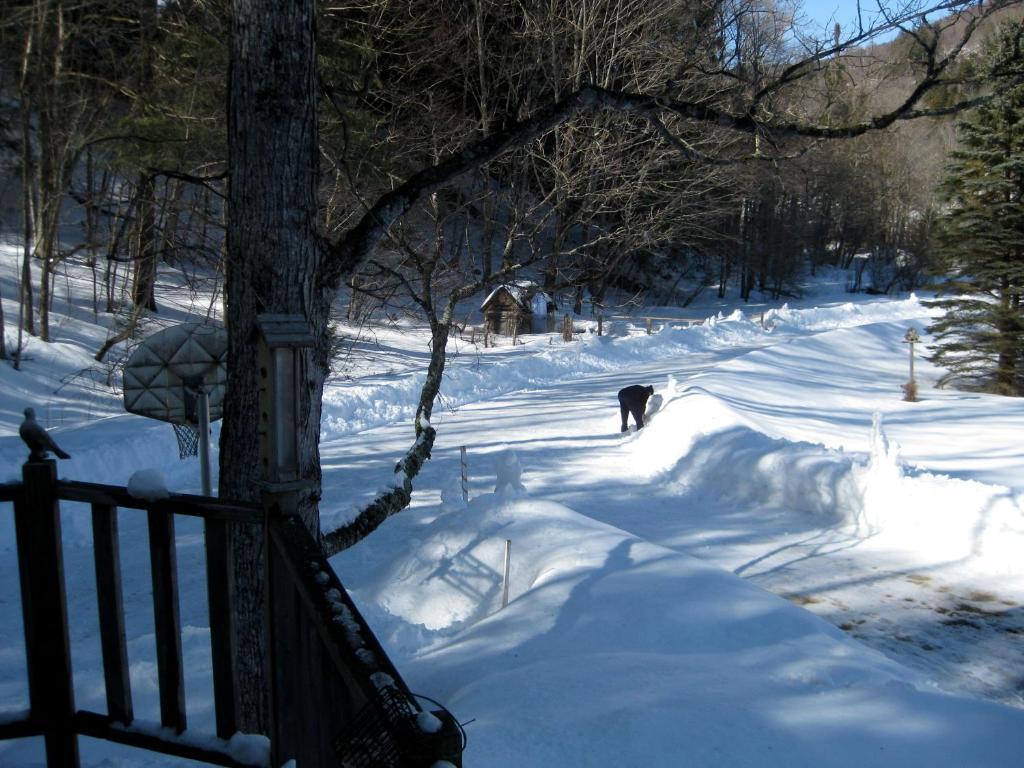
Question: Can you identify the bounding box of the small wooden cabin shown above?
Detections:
[481,281,554,336]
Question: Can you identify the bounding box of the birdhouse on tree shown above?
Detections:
[481,280,554,336]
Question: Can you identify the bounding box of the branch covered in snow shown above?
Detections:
[322,425,436,556]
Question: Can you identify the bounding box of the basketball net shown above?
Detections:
[172,423,200,459]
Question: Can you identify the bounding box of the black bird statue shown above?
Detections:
[19,407,71,461]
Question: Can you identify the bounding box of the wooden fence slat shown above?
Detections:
[0,717,43,740]
[15,460,80,766]
[0,482,20,502]
[204,517,240,739]
[267,524,363,768]
[267,551,301,768]
[147,509,187,733]
[74,710,263,768]
[57,480,261,524]
[91,503,133,724]
[268,518,411,699]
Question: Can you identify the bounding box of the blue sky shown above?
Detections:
[800,0,847,28]
[798,0,926,39]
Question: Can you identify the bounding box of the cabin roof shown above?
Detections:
[482,280,551,311]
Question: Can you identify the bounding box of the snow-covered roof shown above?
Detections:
[482,280,552,313]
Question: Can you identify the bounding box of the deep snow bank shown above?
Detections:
[640,320,1024,581]
[334,495,1024,768]
[653,399,1024,575]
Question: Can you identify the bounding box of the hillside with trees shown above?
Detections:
[3,0,1022,345]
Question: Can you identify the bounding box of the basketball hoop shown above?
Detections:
[124,322,228,495]
[172,423,200,459]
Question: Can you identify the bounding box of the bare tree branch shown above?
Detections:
[322,0,1022,295]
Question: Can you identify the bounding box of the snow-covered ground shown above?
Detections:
[1,244,1023,766]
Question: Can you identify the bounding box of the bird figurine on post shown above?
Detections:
[19,407,71,461]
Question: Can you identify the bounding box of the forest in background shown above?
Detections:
[1,0,1020,365]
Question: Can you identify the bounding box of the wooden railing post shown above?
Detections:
[15,460,80,766]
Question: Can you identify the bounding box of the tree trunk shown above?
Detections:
[996,279,1019,395]
[35,0,65,343]
[224,0,325,734]
[84,148,100,319]
[0,282,6,359]
[18,22,36,352]
[132,173,159,312]
[131,1,159,313]
[38,250,53,342]
[159,180,185,267]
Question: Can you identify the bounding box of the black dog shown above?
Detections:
[618,384,654,432]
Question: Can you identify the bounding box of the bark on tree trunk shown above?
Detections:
[18,34,36,350]
[38,252,52,342]
[0,283,6,359]
[225,0,325,734]
[34,0,65,343]
[132,1,159,314]
[85,149,101,319]
[132,173,159,313]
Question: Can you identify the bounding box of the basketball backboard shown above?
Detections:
[123,323,228,425]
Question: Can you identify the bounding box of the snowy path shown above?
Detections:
[325,309,1024,711]
[4,284,1024,765]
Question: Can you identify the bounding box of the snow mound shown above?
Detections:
[345,494,1024,768]
[127,469,170,501]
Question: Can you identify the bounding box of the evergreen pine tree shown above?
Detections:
[929,23,1024,395]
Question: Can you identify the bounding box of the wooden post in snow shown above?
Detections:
[256,313,317,767]
[501,539,512,609]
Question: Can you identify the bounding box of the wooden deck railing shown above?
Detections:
[0,460,463,767]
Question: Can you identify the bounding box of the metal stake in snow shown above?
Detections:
[184,376,212,496]
[460,446,469,503]
[903,327,920,402]
[198,388,211,494]
[501,539,512,609]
